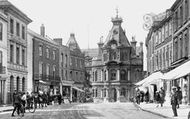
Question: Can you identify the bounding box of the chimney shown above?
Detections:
[40,24,45,37]
[53,38,62,45]
[97,36,104,56]
[70,33,75,38]
[131,36,137,53]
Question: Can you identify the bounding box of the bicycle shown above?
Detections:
[21,98,36,113]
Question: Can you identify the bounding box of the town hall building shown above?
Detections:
[90,13,144,102]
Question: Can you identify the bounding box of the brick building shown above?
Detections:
[27,25,60,94]
[66,33,85,102]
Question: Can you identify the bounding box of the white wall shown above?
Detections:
[26,33,33,93]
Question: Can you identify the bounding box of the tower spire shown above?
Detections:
[116,7,119,18]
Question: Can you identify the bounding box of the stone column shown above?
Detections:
[164,81,171,105]
[106,69,109,81]
[117,69,120,81]
[101,70,103,82]
[128,70,130,81]
[14,43,17,64]
[117,88,120,102]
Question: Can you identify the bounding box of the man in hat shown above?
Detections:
[171,86,178,117]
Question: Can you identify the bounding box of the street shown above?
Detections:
[0,103,170,119]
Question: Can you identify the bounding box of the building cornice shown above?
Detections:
[0,0,32,24]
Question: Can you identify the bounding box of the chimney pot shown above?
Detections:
[40,24,45,37]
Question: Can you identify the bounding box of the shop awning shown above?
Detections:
[163,60,190,80]
[72,86,85,92]
[135,71,164,86]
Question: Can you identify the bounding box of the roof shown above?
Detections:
[27,29,59,46]
[103,16,130,47]
[0,0,32,24]
[82,48,99,58]
[66,33,81,52]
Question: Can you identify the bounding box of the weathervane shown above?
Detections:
[116,7,119,18]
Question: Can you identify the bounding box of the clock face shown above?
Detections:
[113,29,118,34]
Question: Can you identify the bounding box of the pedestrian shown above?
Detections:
[144,91,149,103]
[176,87,182,108]
[171,86,178,117]
[21,92,27,113]
[57,93,62,105]
[26,92,30,109]
[42,92,48,107]
[155,91,161,107]
[159,87,165,107]
[136,88,141,105]
[34,92,38,108]
[11,91,23,117]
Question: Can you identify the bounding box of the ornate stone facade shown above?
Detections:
[0,0,32,104]
[89,15,144,102]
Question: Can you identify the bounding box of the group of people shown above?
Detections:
[11,90,63,117]
[135,86,183,117]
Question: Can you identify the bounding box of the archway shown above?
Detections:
[110,88,117,102]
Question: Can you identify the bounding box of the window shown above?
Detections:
[185,0,188,21]
[22,26,25,39]
[16,47,20,64]
[104,89,106,97]
[46,48,49,58]
[169,21,172,36]
[175,39,178,61]
[175,11,178,31]
[39,62,43,75]
[158,30,161,44]
[65,70,67,80]
[110,69,116,80]
[46,64,50,80]
[120,88,126,96]
[65,55,67,67]
[39,45,42,56]
[10,45,14,63]
[53,65,56,79]
[16,77,20,92]
[162,26,165,42]
[165,23,168,38]
[16,22,20,36]
[120,70,126,80]
[53,50,56,60]
[0,23,3,41]
[10,19,14,34]
[22,49,25,65]
[61,53,64,66]
[180,6,183,26]
[184,33,189,57]
[163,47,165,69]
[94,71,98,81]
[0,51,2,64]
[22,78,25,92]
[62,69,64,80]
[180,37,183,58]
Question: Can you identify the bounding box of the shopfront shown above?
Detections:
[0,74,8,104]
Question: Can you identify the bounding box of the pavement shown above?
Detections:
[134,102,190,119]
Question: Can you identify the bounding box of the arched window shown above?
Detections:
[120,70,126,80]
[95,71,98,82]
[120,88,126,96]
[111,69,116,80]
[16,77,20,92]
[22,78,25,92]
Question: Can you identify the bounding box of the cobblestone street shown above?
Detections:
[0,103,170,119]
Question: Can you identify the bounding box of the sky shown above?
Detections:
[8,0,175,70]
